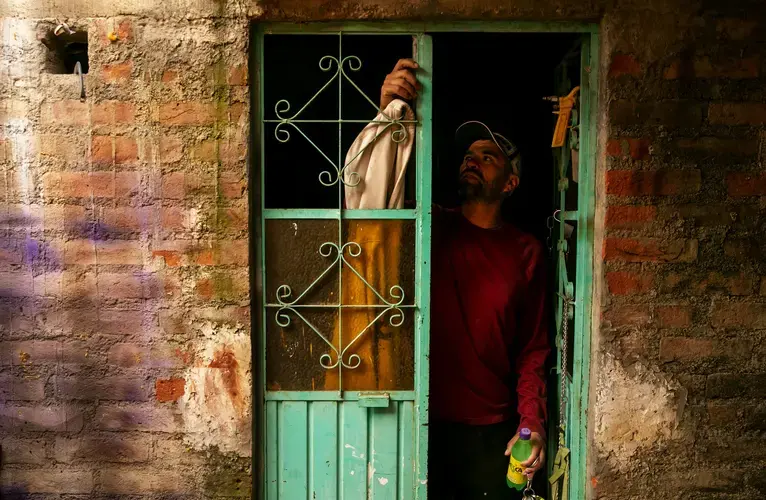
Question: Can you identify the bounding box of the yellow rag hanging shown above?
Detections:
[324,220,403,390]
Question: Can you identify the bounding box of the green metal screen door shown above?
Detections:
[256,29,433,500]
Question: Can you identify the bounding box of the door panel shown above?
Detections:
[257,30,432,499]
[265,400,415,498]
[547,37,582,499]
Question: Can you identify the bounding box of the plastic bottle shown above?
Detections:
[506,427,533,490]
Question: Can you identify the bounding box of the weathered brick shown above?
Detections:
[220,171,247,199]
[664,271,754,296]
[0,271,34,296]
[0,374,45,401]
[58,341,98,366]
[160,207,187,232]
[606,137,651,160]
[604,304,652,327]
[107,343,149,367]
[61,239,96,265]
[159,135,184,163]
[55,434,151,463]
[708,401,766,430]
[43,171,114,198]
[0,139,12,162]
[716,18,757,40]
[195,305,250,325]
[92,100,136,125]
[115,18,134,41]
[91,135,113,164]
[98,272,145,298]
[0,99,29,121]
[665,56,759,79]
[162,69,179,82]
[656,305,693,328]
[95,404,180,432]
[108,343,186,368]
[0,405,84,432]
[161,172,185,199]
[56,375,150,401]
[44,100,89,126]
[192,139,246,163]
[98,309,147,336]
[0,469,94,494]
[711,301,766,329]
[96,240,143,265]
[659,203,757,227]
[662,468,738,492]
[706,438,766,461]
[604,238,698,263]
[39,134,85,161]
[102,206,153,232]
[115,171,141,197]
[154,438,206,465]
[228,64,248,85]
[706,373,766,398]
[152,249,183,267]
[155,378,186,402]
[709,103,766,125]
[61,269,96,300]
[675,137,759,157]
[1,340,60,366]
[101,61,133,82]
[159,310,187,335]
[606,169,701,196]
[610,100,703,127]
[0,241,24,266]
[0,438,47,464]
[100,466,195,494]
[114,136,139,164]
[605,205,656,228]
[217,206,248,231]
[43,204,87,230]
[660,337,715,362]
[194,270,249,301]
[158,101,216,125]
[723,238,765,261]
[727,173,766,197]
[211,239,249,265]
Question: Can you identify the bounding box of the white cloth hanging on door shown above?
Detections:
[343,99,415,209]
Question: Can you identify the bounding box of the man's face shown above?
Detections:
[458,139,518,203]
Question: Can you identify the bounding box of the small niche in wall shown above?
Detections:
[40,24,89,74]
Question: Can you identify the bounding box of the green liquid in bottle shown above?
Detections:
[506,427,533,490]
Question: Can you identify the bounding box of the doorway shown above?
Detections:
[252,24,598,500]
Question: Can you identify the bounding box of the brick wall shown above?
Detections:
[596,4,766,498]
[0,14,252,498]
[1,0,765,498]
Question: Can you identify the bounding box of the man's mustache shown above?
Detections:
[460,168,484,181]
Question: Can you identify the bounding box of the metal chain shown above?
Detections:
[523,478,543,500]
[559,295,571,429]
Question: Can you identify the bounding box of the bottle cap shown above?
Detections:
[519,428,532,440]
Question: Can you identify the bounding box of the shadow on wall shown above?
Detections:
[0,206,253,496]
[0,210,173,496]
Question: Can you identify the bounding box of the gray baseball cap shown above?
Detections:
[455,120,521,176]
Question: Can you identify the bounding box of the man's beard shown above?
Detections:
[458,176,505,203]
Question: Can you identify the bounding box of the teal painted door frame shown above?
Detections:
[252,22,599,500]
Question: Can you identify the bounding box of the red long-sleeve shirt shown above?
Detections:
[429,207,550,437]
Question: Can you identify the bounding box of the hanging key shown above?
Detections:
[522,479,546,500]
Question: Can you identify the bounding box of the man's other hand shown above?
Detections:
[504,431,546,480]
[380,58,421,110]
